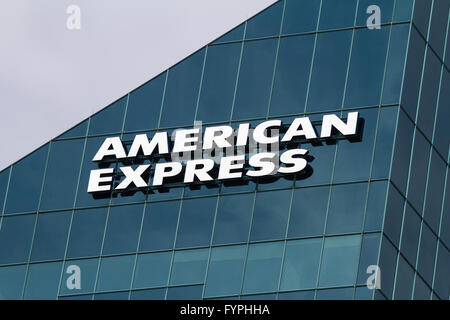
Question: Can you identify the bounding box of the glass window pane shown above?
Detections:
[88,97,127,136]
[204,245,246,297]
[400,204,421,265]
[356,233,381,285]
[344,27,390,107]
[167,285,203,300]
[0,264,27,299]
[333,109,378,182]
[130,288,166,300]
[139,200,180,251]
[213,23,245,44]
[319,0,357,30]
[306,30,352,112]
[242,242,283,294]
[280,238,322,291]
[4,144,49,214]
[24,261,63,300]
[175,197,217,249]
[0,214,36,265]
[316,287,354,300]
[319,235,361,287]
[196,43,241,123]
[232,39,277,120]
[417,223,437,285]
[282,0,320,34]
[31,211,71,262]
[40,139,85,211]
[94,291,129,300]
[58,120,88,139]
[170,248,209,286]
[413,275,431,300]
[278,290,315,300]
[0,168,10,214]
[364,181,388,232]
[434,64,450,158]
[356,0,394,26]
[245,1,283,39]
[429,0,450,58]
[102,204,144,255]
[394,255,414,300]
[384,183,405,248]
[212,193,254,245]
[60,258,99,296]
[326,183,367,234]
[269,34,315,116]
[378,236,398,299]
[412,0,432,37]
[96,255,135,292]
[160,49,205,128]
[66,207,107,258]
[250,190,291,241]
[433,242,450,300]
[393,0,414,21]
[124,73,165,132]
[133,251,172,289]
[288,186,329,238]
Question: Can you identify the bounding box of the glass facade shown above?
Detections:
[0,0,448,300]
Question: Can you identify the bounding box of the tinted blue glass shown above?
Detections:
[213,23,245,44]
[269,34,315,116]
[96,255,135,292]
[355,286,374,300]
[378,236,398,299]
[390,109,414,194]
[242,242,283,294]
[288,186,329,238]
[344,27,390,107]
[371,107,398,179]
[196,43,241,123]
[212,193,254,245]
[75,137,112,207]
[130,288,166,300]
[66,208,107,258]
[356,0,394,26]
[232,38,277,120]
[31,211,71,261]
[278,290,315,300]
[326,183,367,234]
[433,242,450,300]
[423,150,446,234]
[204,245,246,297]
[60,258,99,295]
[245,1,283,39]
[394,255,414,300]
[94,291,129,300]
[59,294,93,300]
[167,285,203,300]
[160,49,205,128]
[417,223,437,286]
[417,49,441,140]
[316,287,354,300]
[412,0,432,37]
[356,233,381,285]
[250,190,291,241]
[400,204,421,266]
[102,204,144,255]
[333,109,378,182]
[401,27,426,120]
[133,251,172,289]
[434,70,450,159]
[319,0,357,30]
[413,275,431,300]
[282,0,320,34]
[88,96,127,135]
[124,73,165,132]
[429,0,450,59]
[407,130,430,214]
[384,183,405,247]
[0,168,10,214]
[393,0,414,21]
[306,30,352,112]
[295,143,337,187]
[24,261,62,300]
[364,181,388,232]
[0,214,36,264]
[4,144,48,214]
[0,264,27,299]
[280,238,322,291]
[58,120,88,139]
[382,25,410,104]
[318,235,361,287]
[175,197,217,248]
[139,201,180,251]
[40,139,85,210]
[240,293,276,300]
[170,248,209,286]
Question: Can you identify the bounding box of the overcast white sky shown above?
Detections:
[0,0,277,171]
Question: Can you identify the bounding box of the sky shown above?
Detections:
[0,0,277,171]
